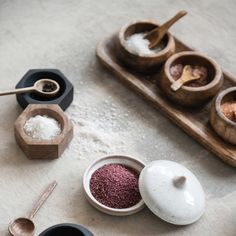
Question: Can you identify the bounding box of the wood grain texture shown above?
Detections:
[14,104,73,159]
[210,87,236,145]
[116,20,175,74]
[96,33,236,167]
[144,11,187,49]
[160,51,223,107]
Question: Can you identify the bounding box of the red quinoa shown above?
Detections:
[90,163,141,209]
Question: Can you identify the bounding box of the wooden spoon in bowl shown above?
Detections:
[171,65,200,91]
[0,79,60,98]
[144,10,187,49]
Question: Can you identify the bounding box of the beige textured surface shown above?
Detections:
[0,0,236,235]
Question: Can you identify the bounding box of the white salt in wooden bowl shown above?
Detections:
[83,155,146,216]
[14,104,73,159]
[116,20,175,74]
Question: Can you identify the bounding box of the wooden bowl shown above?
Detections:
[83,155,145,216]
[116,20,175,74]
[210,87,236,145]
[159,51,223,107]
[14,104,73,159]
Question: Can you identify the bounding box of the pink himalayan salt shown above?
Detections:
[170,64,208,87]
[90,163,141,209]
[221,100,236,123]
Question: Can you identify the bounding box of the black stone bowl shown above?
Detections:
[39,223,94,236]
[16,69,74,111]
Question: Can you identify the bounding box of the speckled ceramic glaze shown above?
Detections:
[83,155,146,216]
[139,160,205,225]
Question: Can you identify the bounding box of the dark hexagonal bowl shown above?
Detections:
[16,69,74,111]
[39,223,94,236]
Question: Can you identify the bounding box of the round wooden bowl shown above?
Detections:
[159,51,223,107]
[116,20,175,74]
[83,155,145,216]
[14,104,73,159]
[210,87,236,145]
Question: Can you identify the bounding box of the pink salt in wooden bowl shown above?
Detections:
[83,155,146,216]
[159,51,223,107]
[210,87,236,145]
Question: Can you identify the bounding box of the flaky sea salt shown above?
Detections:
[124,33,165,56]
[24,115,61,140]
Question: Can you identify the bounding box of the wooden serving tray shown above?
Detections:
[96,33,236,168]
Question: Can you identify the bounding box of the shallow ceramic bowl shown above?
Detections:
[116,20,175,74]
[210,87,236,145]
[14,104,73,159]
[159,51,223,107]
[83,155,145,216]
[39,223,94,236]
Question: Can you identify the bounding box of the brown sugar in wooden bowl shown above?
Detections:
[210,87,236,145]
[159,51,223,107]
[14,104,73,159]
[116,20,175,74]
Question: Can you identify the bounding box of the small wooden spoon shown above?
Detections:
[144,10,187,49]
[0,79,60,97]
[171,65,200,91]
[9,181,57,236]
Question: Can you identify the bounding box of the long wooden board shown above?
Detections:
[96,33,236,167]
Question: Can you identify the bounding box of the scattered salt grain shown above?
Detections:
[125,33,165,56]
[66,98,126,156]
[24,115,61,140]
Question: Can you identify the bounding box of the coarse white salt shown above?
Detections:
[24,115,61,140]
[124,33,165,56]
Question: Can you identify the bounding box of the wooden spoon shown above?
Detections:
[171,65,200,91]
[9,181,57,236]
[144,10,187,49]
[0,79,60,97]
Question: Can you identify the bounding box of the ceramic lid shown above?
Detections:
[139,160,205,225]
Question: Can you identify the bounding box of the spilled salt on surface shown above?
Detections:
[66,91,127,156]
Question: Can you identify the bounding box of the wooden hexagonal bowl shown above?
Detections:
[14,104,73,159]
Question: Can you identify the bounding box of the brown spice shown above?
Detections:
[170,64,208,87]
[221,100,236,123]
[42,82,57,92]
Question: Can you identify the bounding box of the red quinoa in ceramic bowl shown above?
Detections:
[83,155,145,216]
[159,51,223,107]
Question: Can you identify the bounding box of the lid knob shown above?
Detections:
[173,176,186,188]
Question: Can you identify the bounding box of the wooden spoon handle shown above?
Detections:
[145,10,187,49]
[159,10,187,33]
[0,87,34,96]
[29,181,57,220]
[171,79,184,91]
